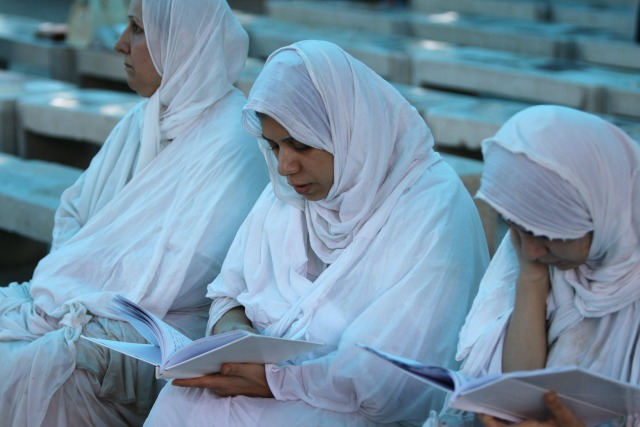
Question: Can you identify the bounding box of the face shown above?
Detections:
[259,114,334,201]
[507,220,593,270]
[114,0,162,97]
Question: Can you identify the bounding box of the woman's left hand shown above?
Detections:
[172,363,274,398]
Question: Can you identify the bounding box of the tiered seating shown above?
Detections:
[16,88,140,168]
[1,0,639,272]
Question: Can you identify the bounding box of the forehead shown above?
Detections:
[259,115,293,140]
[128,0,143,20]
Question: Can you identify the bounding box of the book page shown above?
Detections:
[111,295,193,361]
[451,367,640,426]
[81,336,163,366]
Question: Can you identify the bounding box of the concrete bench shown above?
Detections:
[411,0,636,39]
[231,59,640,150]
[409,43,640,119]
[16,88,141,168]
[0,152,82,243]
[74,47,132,92]
[0,70,75,155]
[235,11,412,83]
[0,14,76,81]
[267,1,640,72]
[266,0,412,36]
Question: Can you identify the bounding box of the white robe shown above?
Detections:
[450,106,640,427]
[0,0,269,424]
[146,40,489,427]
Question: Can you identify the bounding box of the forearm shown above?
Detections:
[211,306,255,335]
[502,275,549,372]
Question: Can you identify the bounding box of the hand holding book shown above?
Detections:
[82,295,324,379]
[359,344,640,426]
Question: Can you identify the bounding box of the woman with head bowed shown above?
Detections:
[449,105,640,426]
[0,0,267,425]
[144,40,489,427]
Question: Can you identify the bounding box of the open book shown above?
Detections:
[360,344,640,426]
[82,295,324,379]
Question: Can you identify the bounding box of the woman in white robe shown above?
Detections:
[145,40,489,427]
[0,0,267,425]
[448,105,640,426]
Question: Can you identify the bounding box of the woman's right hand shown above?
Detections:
[479,391,585,427]
[509,228,550,291]
[502,227,551,372]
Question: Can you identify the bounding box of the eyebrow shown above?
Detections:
[261,134,299,144]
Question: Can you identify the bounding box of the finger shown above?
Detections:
[545,391,584,427]
[479,414,506,427]
[172,374,223,388]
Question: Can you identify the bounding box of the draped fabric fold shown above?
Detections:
[0,0,268,425]
[146,40,489,427]
[458,106,640,426]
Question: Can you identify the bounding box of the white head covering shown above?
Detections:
[32,0,265,319]
[137,0,249,172]
[242,40,433,264]
[459,105,640,375]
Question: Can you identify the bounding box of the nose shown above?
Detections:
[519,234,549,261]
[276,146,300,176]
[114,27,130,54]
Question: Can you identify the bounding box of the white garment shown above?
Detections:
[0,0,268,425]
[146,40,489,427]
[454,106,640,426]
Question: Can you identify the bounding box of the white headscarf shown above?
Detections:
[31,0,266,319]
[459,105,640,375]
[242,40,433,264]
[135,0,249,172]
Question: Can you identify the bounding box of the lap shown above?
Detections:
[146,382,398,427]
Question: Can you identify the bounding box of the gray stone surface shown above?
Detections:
[16,88,140,149]
[267,0,411,35]
[237,12,413,83]
[426,98,533,149]
[0,70,74,154]
[410,13,575,57]
[412,0,545,21]
[410,43,640,118]
[0,152,81,243]
[574,35,640,70]
[76,47,127,84]
[0,14,76,81]
[411,0,637,40]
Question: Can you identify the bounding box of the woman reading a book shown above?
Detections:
[144,40,489,426]
[441,105,640,426]
[0,0,267,425]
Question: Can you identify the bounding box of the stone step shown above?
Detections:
[266,0,412,36]
[267,1,640,71]
[235,57,640,150]
[75,47,133,91]
[409,43,640,119]
[236,11,412,83]
[0,14,76,81]
[0,70,75,154]
[411,0,636,39]
[16,88,141,168]
[0,152,82,243]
